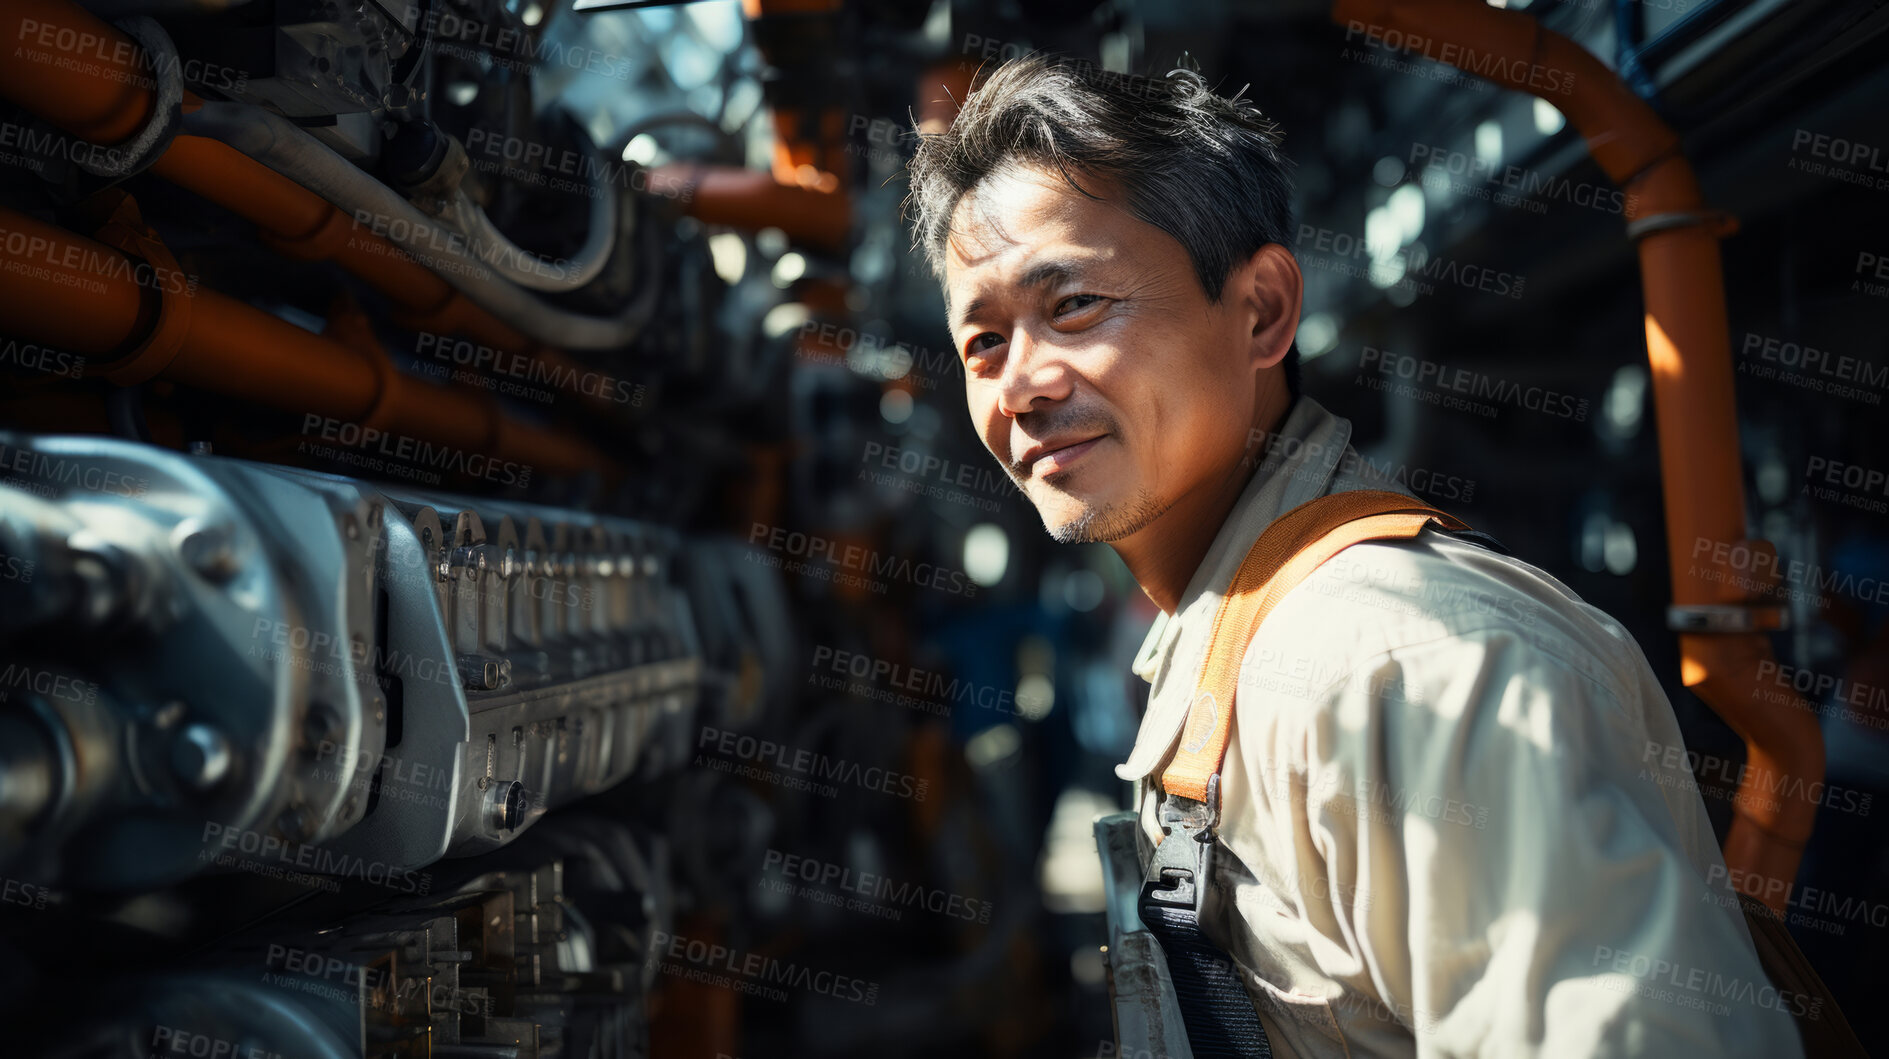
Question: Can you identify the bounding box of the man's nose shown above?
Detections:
[995,328,1074,417]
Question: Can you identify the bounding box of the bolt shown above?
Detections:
[176,520,239,583]
[486,780,527,831]
[172,722,233,790]
[303,702,342,751]
[459,655,502,690]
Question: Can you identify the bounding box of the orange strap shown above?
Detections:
[1159,490,1473,804]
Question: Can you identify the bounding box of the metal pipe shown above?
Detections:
[181,102,656,350]
[0,0,654,351]
[0,207,601,476]
[448,143,619,292]
[1329,0,1820,910]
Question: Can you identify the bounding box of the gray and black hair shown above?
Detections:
[904,54,1301,395]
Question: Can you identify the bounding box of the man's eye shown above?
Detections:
[965,333,1004,357]
[1055,293,1106,316]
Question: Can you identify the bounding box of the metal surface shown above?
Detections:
[1095,811,1195,1059]
[0,433,719,889]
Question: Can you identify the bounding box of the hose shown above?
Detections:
[180,101,658,351]
[448,149,617,292]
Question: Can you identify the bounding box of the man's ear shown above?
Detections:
[1235,243,1303,372]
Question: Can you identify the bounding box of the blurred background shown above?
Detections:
[0,0,1885,1055]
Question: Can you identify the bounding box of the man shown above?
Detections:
[904,56,1804,1058]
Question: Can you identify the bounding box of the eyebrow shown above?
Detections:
[951,257,1092,332]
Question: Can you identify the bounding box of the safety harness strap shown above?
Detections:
[1137,490,1475,1059]
[1159,489,1471,804]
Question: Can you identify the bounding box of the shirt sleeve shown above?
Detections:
[1261,623,1807,1059]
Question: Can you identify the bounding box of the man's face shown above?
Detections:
[943,164,1268,544]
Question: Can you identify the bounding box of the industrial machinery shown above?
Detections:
[4,0,1887,1054]
[0,0,803,1050]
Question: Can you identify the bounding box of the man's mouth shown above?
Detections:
[1017,434,1106,477]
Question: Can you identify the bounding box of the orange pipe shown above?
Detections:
[1331,0,1820,910]
[0,0,615,408]
[649,163,850,253]
[0,207,599,475]
[0,0,154,144]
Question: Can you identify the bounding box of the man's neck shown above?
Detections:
[1112,384,1293,615]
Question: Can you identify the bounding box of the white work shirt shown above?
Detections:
[1118,395,1804,1058]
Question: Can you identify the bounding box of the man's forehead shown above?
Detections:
[945,165,1109,270]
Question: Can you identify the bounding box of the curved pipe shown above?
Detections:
[0,207,601,476]
[1331,0,1820,910]
[0,0,652,353]
[0,0,683,409]
[182,102,655,350]
[447,122,619,293]
[449,182,615,292]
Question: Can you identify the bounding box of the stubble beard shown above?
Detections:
[1038,485,1170,544]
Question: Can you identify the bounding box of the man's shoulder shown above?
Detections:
[1241,526,1644,705]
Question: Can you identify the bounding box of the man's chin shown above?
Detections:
[1032,487,1169,545]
